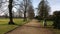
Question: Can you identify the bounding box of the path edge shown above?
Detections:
[5,20,30,34]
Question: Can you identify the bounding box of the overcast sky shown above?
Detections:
[32,0,60,15]
[0,0,60,15]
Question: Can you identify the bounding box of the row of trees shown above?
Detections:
[19,0,35,21]
[9,0,35,24]
[0,0,35,24]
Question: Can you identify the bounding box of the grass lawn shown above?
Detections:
[40,20,60,34]
[0,18,28,34]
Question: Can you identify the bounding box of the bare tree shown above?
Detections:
[19,0,32,21]
[27,4,35,19]
[23,0,27,21]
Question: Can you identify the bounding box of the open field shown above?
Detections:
[0,18,28,34]
[40,20,60,34]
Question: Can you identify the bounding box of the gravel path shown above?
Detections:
[6,19,53,34]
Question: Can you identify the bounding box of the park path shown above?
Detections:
[6,19,53,34]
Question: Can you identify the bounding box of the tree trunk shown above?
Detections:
[8,0,15,24]
[23,0,27,21]
[24,11,27,21]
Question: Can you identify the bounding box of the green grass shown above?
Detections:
[40,20,60,34]
[47,21,53,26]
[0,18,28,34]
[40,20,53,26]
[0,25,17,34]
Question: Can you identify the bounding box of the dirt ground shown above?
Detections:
[6,19,53,34]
